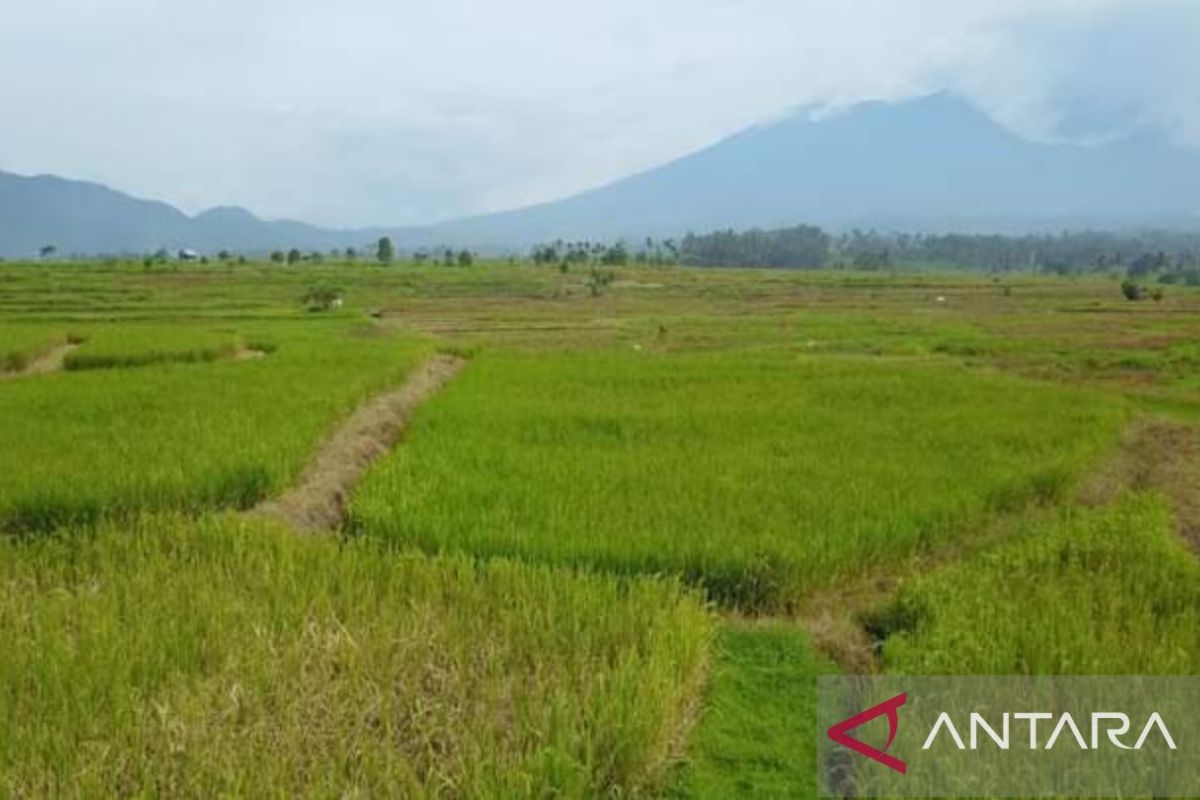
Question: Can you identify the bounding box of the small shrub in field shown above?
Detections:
[376,236,395,265]
[587,268,616,296]
[242,338,278,355]
[301,282,343,312]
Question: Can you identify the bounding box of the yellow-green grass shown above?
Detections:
[0,323,68,372]
[351,350,1128,610]
[4,260,1199,798]
[877,494,1200,674]
[0,514,711,797]
[0,319,424,532]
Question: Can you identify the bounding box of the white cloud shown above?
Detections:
[1,0,1197,227]
[951,0,1200,146]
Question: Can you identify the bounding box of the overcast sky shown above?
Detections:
[2,0,1197,228]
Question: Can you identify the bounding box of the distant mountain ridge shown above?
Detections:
[418,92,1200,244]
[0,172,344,257]
[3,92,1200,257]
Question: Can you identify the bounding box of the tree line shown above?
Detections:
[30,225,1200,287]
[268,238,476,267]
[829,228,1200,282]
[527,225,1200,284]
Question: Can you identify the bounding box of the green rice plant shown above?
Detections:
[350,351,1128,610]
[0,514,712,797]
[878,495,1200,674]
[61,323,245,371]
[0,259,1196,798]
[0,320,425,532]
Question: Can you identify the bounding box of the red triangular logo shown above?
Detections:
[827,692,907,774]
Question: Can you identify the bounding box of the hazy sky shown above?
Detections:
[2,0,1197,227]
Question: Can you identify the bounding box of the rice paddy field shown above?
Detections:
[350,352,1126,609]
[1,258,1199,797]
[0,319,426,532]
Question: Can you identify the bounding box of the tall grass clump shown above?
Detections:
[1,351,30,372]
[877,495,1200,674]
[351,351,1128,610]
[0,514,711,797]
[60,323,249,371]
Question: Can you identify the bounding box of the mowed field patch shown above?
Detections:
[351,350,1128,610]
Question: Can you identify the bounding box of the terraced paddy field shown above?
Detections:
[1,259,1198,796]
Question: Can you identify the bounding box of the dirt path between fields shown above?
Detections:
[792,509,1036,673]
[0,342,79,380]
[254,354,467,532]
[1080,417,1200,551]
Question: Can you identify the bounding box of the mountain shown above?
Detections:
[0,172,352,258]
[423,92,1200,244]
[188,206,339,253]
[4,92,1200,257]
[1,171,189,257]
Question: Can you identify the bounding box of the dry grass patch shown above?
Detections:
[0,514,711,797]
[255,354,466,532]
[1080,417,1200,550]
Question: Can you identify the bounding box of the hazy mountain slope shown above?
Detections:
[0,172,353,257]
[188,206,346,253]
[0,172,192,256]
[3,93,1200,256]
[424,92,1200,243]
